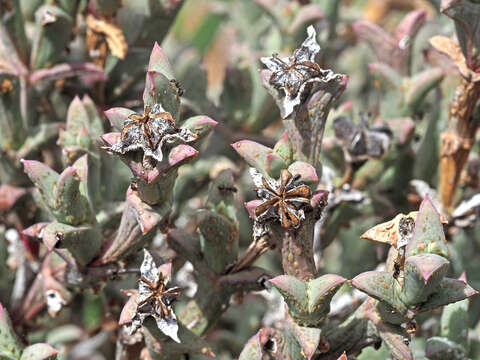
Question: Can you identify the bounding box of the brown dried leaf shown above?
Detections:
[86,15,128,60]
[430,35,480,82]
[360,211,418,248]
[203,27,234,106]
[364,0,435,24]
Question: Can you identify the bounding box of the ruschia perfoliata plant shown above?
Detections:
[0,1,479,360]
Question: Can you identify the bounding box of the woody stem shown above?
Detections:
[438,77,480,210]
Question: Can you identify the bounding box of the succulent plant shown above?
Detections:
[0,1,479,359]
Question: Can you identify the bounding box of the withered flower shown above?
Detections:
[333,115,392,164]
[104,103,197,166]
[261,25,341,118]
[250,168,311,229]
[127,250,181,342]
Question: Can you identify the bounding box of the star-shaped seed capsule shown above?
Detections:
[250,168,311,229]
[127,250,181,342]
[104,103,197,165]
[261,26,342,118]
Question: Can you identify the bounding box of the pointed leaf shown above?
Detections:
[353,21,397,67]
[404,68,444,110]
[418,278,478,313]
[53,167,92,225]
[22,160,58,209]
[273,131,292,162]
[394,9,426,45]
[104,107,135,132]
[42,222,102,266]
[287,161,318,184]
[148,42,175,79]
[238,331,263,360]
[119,290,138,326]
[0,184,28,211]
[231,140,285,178]
[0,303,23,360]
[126,187,162,234]
[286,319,321,360]
[440,290,469,349]
[180,116,217,140]
[20,343,57,360]
[400,254,449,306]
[29,62,106,84]
[270,275,307,315]
[30,6,73,69]
[197,210,238,273]
[351,271,406,312]
[307,274,346,315]
[143,70,180,120]
[406,195,450,258]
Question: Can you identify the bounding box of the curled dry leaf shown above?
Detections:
[430,35,480,82]
[86,14,128,66]
[361,212,417,249]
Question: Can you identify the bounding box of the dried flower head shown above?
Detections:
[250,168,311,229]
[104,104,197,166]
[333,115,392,164]
[127,250,181,343]
[261,25,341,118]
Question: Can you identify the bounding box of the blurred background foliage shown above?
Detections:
[0,0,479,359]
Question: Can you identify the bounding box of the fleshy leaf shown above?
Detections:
[400,254,449,306]
[306,274,346,315]
[231,140,285,178]
[22,160,58,209]
[425,337,467,360]
[53,166,93,225]
[417,278,478,313]
[404,68,444,110]
[270,274,345,326]
[273,131,292,162]
[126,187,162,234]
[351,271,406,312]
[104,107,136,132]
[286,319,321,360]
[30,5,73,69]
[143,71,180,120]
[42,222,102,266]
[197,210,238,274]
[406,195,450,258]
[0,184,28,211]
[439,278,469,350]
[180,116,217,140]
[270,275,307,313]
[287,161,318,184]
[19,343,57,360]
[238,334,262,360]
[148,42,175,79]
[0,303,23,360]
